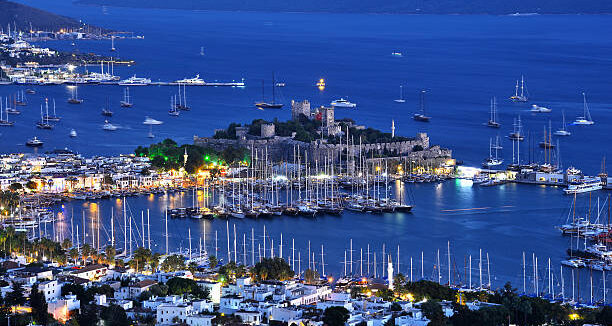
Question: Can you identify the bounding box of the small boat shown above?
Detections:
[391,52,403,57]
[554,110,571,136]
[69,129,77,138]
[255,75,283,109]
[486,97,501,128]
[413,90,431,122]
[316,78,326,88]
[561,258,586,268]
[573,92,594,125]
[25,89,36,95]
[102,120,118,131]
[275,82,286,87]
[143,116,163,138]
[67,86,83,104]
[120,87,133,107]
[25,136,43,147]
[394,85,406,103]
[509,75,528,102]
[331,98,356,108]
[530,104,551,113]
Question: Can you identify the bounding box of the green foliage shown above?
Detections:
[166,277,209,299]
[208,255,218,269]
[8,183,22,192]
[252,257,294,281]
[304,268,320,284]
[0,191,19,213]
[322,306,350,326]
[136,138,249,173]
[100,304,130,326]
[213,123,241,139]
[161,254,186,272]
[218,261,248,283]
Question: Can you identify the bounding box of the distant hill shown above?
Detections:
[0,0,102,32]
[76,0,612,14]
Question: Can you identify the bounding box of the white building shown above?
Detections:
[156,303,193,325]
[186,314,215,326]
[47,295,80,321]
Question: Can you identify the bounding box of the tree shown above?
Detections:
[61,238,73,251]
[208,255,218,269]
[30,284,50,325]
[5,282,26,306]
[8,183,22,192]
[420,300,447,326]
[304,268,320,284]
[105,245,116,265]
[160,254,185,272]
[100,304,130,326]
[131,247,152,272]
[252,257,294,281]
[166,277,209,299]
[322,307,349,326]
[26,180,37,191]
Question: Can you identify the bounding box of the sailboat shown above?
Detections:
[200,46,205,56]
[482,137,503,168]
[6,96,20,114]
[573,92,594,125]
[554,110,571,136]
[36,101,53,129]
[174,84,190,110]
[0,97,15,126]
[168,96,180,116]
[486,97,500,128]
[509,75,528,102]
[43,99,61,122]
[255,73,283,109]
[67,86,83,104]
[394,85,406,103]
[413,90,430,122]
[120,87,133,107]
[508,116,525,141]
[101,98,113,117]
[539,122,555,149]
[15,90,26,106]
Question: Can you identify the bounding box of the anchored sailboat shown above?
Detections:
[43,99,61,122]
[36,100,53,129]
[120,87,133,107]
[509,75,528,102]
[508,116,524,141]
[0,97,15,126]
[255,73,283,109]
[67,86,83,104]
[413,90,430,122]
[483,137,503,168]
[573,92,594,125]
[394,85,406,103]
[554,110,571,136]
[486,97,500,128]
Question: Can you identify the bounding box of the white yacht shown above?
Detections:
[25,136,43,147]
[143,116,163,125]
[574,92,594,125]
[102,120,118,131]
[331,98,357,108]
[118,75,152,86]
[554,110,571,136]
[530,104,551,113]
[174,74,205,85]
[564,178,602,194]
[69,129,77,138]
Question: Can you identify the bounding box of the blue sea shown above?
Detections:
[7,0,612,301]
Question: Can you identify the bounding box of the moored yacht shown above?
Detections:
[564,178,602,194]
[573,92,594,125]
[119,75,152,86]
[530,104,551,113]
[25,136,43,147]
[102,120,118,131]
[331,98,357,108]
[174,74,205,85]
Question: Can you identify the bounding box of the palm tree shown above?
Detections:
[61,238,72,251]
[81,244,92,265]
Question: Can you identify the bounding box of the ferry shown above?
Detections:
[331,98,356,108]
[174,74,205,85]
[564,178,602,194]
[119,75,152,86]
